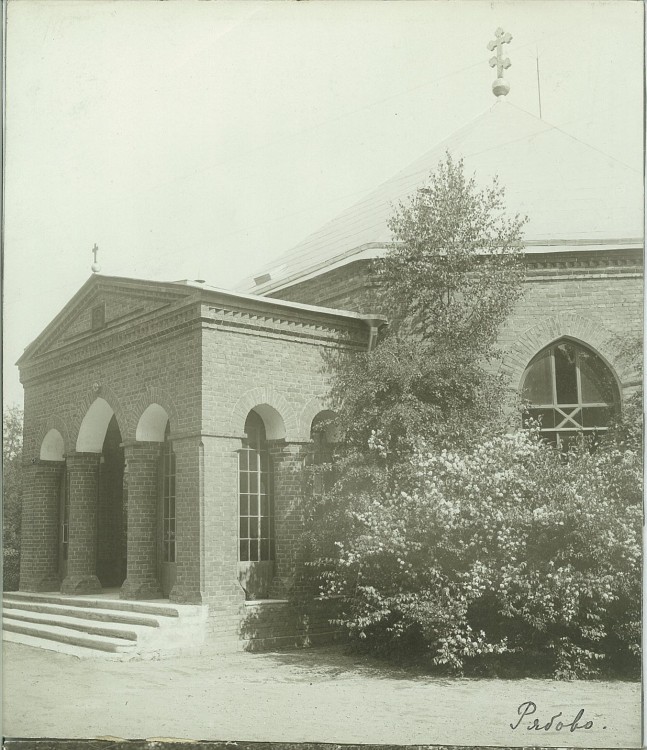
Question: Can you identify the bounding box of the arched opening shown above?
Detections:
[238,409,275,599]
[249,403,286,441]
[72,399,127,588]
[136,404,170,442]
[96,414,126,587]
[76,398,115,453]
[133,404,175,596]
[521,338,620,450]
[40,429,64,461]
[40,426,66,576]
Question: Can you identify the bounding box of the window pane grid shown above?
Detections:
[239,413,273,563]
[522,342,617,449]
[162,437,176,563]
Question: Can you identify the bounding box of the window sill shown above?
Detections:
[243,598,289,607]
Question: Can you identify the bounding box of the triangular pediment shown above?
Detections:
[19,276,196,364]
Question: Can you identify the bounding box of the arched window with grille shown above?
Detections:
[521,339,619,449]
[239,410,273,563]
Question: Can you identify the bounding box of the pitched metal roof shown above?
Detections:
[237,100,643,295]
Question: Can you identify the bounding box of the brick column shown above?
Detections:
[200,435,244,643]
[61,452,102,595]
[202,435,243,602]
[19,460,63,592]
[269,441,308,598]
[169,436,204,604]
[120,441,162,600]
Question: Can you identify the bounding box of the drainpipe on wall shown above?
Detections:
[362,316,388,352]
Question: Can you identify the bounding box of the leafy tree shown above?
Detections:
[325,153,527,472]
[301,155,641,679]
[380,152,526,351]
[304,156,527,606]
[3,404,24,590]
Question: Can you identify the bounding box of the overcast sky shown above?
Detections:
[4,0,644,407]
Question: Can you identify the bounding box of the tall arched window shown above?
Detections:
[161,421,176,564]
[239,410,273,562]
[522,339,619,449]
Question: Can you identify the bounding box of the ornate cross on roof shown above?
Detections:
[487,27,512,97]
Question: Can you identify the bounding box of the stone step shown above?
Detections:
[3,618,137,653]
[2,629,136,661]
[3,591,180,618]
[2,592,210,659]
[3,610,139,641]
[2,600,161,628]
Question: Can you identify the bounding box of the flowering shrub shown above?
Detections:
[306,428,641,679]
[305,159,640,679]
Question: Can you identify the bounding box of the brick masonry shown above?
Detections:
[61,452,102,595]
[239,597,343,652]
[16,251,643,650]
[272,249,644,396]
[499,261,643,393]
[18,277,369,647]
[268,259,380,314]
[120,441,163,600]
[268,441,309,599]
[19,461,63,592]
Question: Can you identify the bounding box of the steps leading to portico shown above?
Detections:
[2,591,208,660]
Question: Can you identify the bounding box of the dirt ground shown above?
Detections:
[2,641,642,747]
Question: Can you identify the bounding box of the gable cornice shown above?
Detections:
[18,276,378,386]
[17,275,197,366]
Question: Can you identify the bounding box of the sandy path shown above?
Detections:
[2,642,641,747]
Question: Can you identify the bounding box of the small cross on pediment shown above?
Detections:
[91,243,101,274]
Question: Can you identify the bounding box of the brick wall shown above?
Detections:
[170,436,204,604]
[238,597,342,652]
[196,309,366,627]
[268,260,380,314]
[498,258,643,395]
[19,279,368,646]
[268,442,308,598]
[21,326,203,462]
[275,250,643,398]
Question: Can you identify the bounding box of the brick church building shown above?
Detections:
[11,80,643,654]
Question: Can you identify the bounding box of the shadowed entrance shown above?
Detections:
[96,415,126,587]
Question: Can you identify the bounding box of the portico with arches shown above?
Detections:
[16,275,374,650]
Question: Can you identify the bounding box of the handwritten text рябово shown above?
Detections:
[510,701,595,732]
